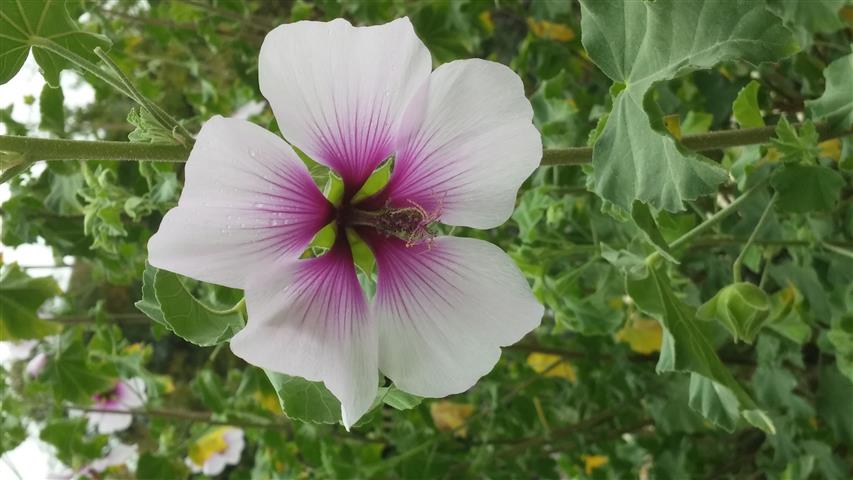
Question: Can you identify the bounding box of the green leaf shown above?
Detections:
[127,107,176,144]
[265,371,342,425]
[579,0,797,211]
[0,0,111,86]
[39,84,64,136]
[806,52,853,131]
[383,386,423,411]
[192,370,228,412]
[688,373,740,432]
[817,365,853,445]
[733,80,764,128]
[631,201,677,263]
[134,262,245,347]
[827,316,853,383]
[771,117,820,163]
[0,264,61,340]
[696,282,771,344]
[768,0,847,35]
[137,453,189,480]
[135,262,166,327]
[626,265,774,434]
[47,334,114,402]
[39,418,108,465]
[771,164,844,213]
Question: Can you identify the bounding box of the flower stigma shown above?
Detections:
[345,201,440,247]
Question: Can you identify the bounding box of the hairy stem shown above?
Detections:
[541,123,852,166]
[4,123,850,170]
[0,135,190,163]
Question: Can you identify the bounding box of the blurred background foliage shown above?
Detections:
[1,0,853,479]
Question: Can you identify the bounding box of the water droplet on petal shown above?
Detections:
[248,149,257,159]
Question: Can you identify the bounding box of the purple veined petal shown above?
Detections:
[229,243,378,429]
[365,234,543,397]
[148,116,333,289]
[371,59,541,229]
[117,377,147,409]
[259,17,431,190]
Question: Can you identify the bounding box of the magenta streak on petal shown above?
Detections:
[362,233,467,316]
[288,241,367,337]
[310,87,396,194]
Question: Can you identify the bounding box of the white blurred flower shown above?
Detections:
[1,339,37,361]
[82,442,138,477]
[185,427,244,476]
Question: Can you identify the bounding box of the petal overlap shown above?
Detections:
[366,235,544,397]
[259,18,432,188]
[373,59,542,229]
[147,116,332,289]
[229,244,378,429]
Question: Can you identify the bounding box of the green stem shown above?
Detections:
[821,242,853,260]
[67,404,289,431]
[0,135,190,163]
[3,123,850,172]
[93,47,193,142]
[29,36,132,98]
[646,178,771,265]
[542,123,852,166]
[733,192,777,283]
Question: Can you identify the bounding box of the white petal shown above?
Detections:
[119,377,147,409]
[92,412,133,434]
[148,116,332,289]
[229,244,378,429]
[374,59,541,229]
[259,18,431,187]
[221,429,244,465]
[202,454,227,476]
[368,235,543,397]
[185,457,203,474]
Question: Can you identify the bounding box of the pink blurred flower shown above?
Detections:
[85,378,147,433]
[148,17,543,428]
[25,351,48,378]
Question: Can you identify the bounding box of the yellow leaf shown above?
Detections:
[188,427,231,465]
[155,375,175,394]
[842,5,853,25]
[616,317,663,354]
[763,147,781,163]
[581,454,609,475]
[663,114,682,140]
[527,18,576,42]
[430,401,475,437]
[254,391,282,415]
[479,10,495,34]
[526,353,577,382]
[122,342,144,354]
[818,139,841,161]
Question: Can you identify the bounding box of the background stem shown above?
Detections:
[0,136,189,163]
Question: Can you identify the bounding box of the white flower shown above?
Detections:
[185,427,244,476]
[83,442,138,476]
[148,17,543,429]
